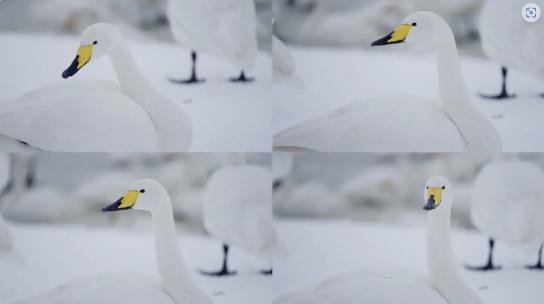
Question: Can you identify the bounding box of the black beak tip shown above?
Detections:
[62,56,80,79]
[102,199,122,212]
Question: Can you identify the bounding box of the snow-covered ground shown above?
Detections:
[0,33,272,152]
[274,220,544,303]
[0,222,271,303]
[274,47,544,151]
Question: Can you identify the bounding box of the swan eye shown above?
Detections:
[140,189,145,193]
[442,186,445,190]
[426,186,429,189]
[412,22,417,26]
[93,41,98,45]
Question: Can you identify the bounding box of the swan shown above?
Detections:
[468,154,544,271]
[14,179,212,304]
[479,0,544,99]
[167,0,258,83]
[201,154,275,276]
[273,11,502,153]
[0,23,192,152]
[276,176,483,304]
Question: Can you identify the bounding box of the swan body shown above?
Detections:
[471,156,544,248]
[275,96,465,152]
[276,268,446,304]
[13,273,175,304]
[0,23,192,152]
[274,11,501,153]
[167,0,258,71]
[203,156,276,258]
[14,179,212,304]
[276,176,483,304]
[480,0,544,78]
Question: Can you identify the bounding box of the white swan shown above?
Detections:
[201,154,276,276]
[14,179,212,304]
[0,23,192,152]
[479,0,544,99]
[276,176,483,304]
[167,0,258,83]
[273,11,502,153]
[468,154,544,270]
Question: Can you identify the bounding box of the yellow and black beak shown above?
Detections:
[102,190,140,212]
[62,44,93,79]
[371,24,413,46]
[423,186,444,211]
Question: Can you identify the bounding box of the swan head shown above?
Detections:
[102,179,166,213]
[62,23,123,79]
[371,11,442,47]
[422,176,453,211]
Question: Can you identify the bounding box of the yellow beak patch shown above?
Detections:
[389,24,412,43]
[118,190,140,209]
[62,44,93,79]
[371,23,413,46]
[426,187,443,207]
[76,45,93,69]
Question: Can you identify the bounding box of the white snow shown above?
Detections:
[274,47,544,151]
[274,220,544,303]
[0,222,271,303]
[0,33,272,152]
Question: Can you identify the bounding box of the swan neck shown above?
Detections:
[426,201,481,304]
[109,41,188,151]
[109,41,154,97]
[431,16,501,153]
[150,189,196,302]
[432,19,472,111]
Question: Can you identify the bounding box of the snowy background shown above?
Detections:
[0,153,272,303]
[273,153,544,303]
[0,0,273,152]
[273,0,544,151]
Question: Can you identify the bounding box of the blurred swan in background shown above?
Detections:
[274,0,482,47]
[201,154,276,276]
[479,0,544,99]
[167,0,258,83]
[0,212,13,252]
[0,154,85,224]
[469,154,544,271]
[0,153,14,252]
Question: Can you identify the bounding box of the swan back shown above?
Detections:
[0,80,159,152]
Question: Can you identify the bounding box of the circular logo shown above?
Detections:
[522,3,541,22]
